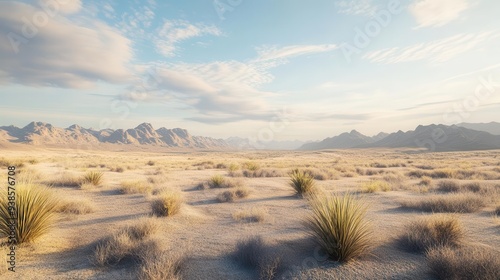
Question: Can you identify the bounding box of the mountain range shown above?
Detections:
[1,122,500,152]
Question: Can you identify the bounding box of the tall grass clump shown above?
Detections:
[361,180,390,193]
[399,193,485,213]
[305,192,372,262]
[82,171,104,186]
[289,169,316,197]
[0,183,58,243]
[151,190,184,217]
[398,215,464,253]
[426,246,500,280]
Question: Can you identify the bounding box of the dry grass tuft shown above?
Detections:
[82,171,104,186]
[289,169,316,197]
[305,192,373,262]
[233,207,270,223]
[151,190,184,217]
[399,215,464,253]
[198,175,243,189]
[361,180,391,193]
[217,186,251,203]
[56,197,95,214]
[437,180,461,193]
[137,246,185,280]
[47,172,81,187]
[233,236,283,280]
[119,181,153,194]
[0,182,58,244]
[426,246,500,280]
[400,193,485,213]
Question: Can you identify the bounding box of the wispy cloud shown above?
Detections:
[363,31,498,64]
[409,0,470,28]
[335,0,377,16]
[253,44,337,66]
[0,1,133,88]
[154,20,222,57]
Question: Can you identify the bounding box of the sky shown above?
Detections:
[1,0,500,142]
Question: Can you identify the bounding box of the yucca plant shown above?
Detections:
[0,183,58,243]
[290,169,316,197]
[305,192,372,262]
[82,171,104,186]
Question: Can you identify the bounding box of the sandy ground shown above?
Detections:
[0,146,499,279]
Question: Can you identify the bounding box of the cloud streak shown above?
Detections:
[409,0,470,28]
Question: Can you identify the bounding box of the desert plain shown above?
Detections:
[0,146,499,280]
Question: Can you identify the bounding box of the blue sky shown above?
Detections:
[1,0,499,141]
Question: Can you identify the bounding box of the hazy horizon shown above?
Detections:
[1,0,499,142]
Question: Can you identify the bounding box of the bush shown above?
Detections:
[151,190,183,217]
[437,180,460,193]
[233,236,283,280]
[82,171,103,186]
[137,248,185,280]
[419,176,432,186]
[289,169,316,197]
[0,183,58,243]
[93,217,160,267]
[233,207,269,223]
[303,168,338,180]
[399,215,464,253]
[361,180,390,193]
[56,198,95,214]
[209,174,226,188]
[305,192,372,262]
[400,193,485,213]
[217,187,250,203]
[119,181,152,194]
[426,246,500,280]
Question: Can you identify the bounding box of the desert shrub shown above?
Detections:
[137,247,185,280]
[383,173,406,188]
[0,183,58,243]
[462,182,482,193]
[217,186,250,203]
[419,176,432,186]
[407,170,428,178]
[146,160,155,166]
[430,169,455,179]
[303,168,338,180]
[370,162,388,168]
[228,163,240,172]
[305,192,372,262]
[399,215,464,253]
[289,169,316,197]
[209,174,226,188]
[93,217,160,267]
[119,181,152,194]
[151,190,183,217]
[198,175,242,189]
[233,207,269,223]
[400,193,485,213]
[437,180,461,193]
[56,198,95,214]
[416,165,434,170]
[233,236,283,280]
[426,246,500,280]
[110,166,125,173]
[242,161,260,171]
[241,168,284,178]
[82,171,104,186]
[47,172,80,187]
[361,180,390,193]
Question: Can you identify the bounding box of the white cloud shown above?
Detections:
[253,44,338,66]
[335,0,377,16]
[409,0,469,28]
[37,0,82,15]
[0,1,133,88]
[154,20,222,57]
[363,31,498,64]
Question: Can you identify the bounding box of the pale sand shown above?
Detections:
[0,147,499,279]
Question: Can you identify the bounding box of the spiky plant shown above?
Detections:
[0,183,58,243]
[209,174,226,188]
[305,192,372,262]
[82,171,104,186]
[289,169,316,197]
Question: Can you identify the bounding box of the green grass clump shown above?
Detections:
[305,192,372,262]
[0,183,58,243]
[82,171,104,186]
[289,169,316,197]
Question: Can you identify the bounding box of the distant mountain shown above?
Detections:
[0,122,229,149]
[299,124,500,152]
[225,137,305,150]
[299,130,378,150]
[457,122,500,135]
